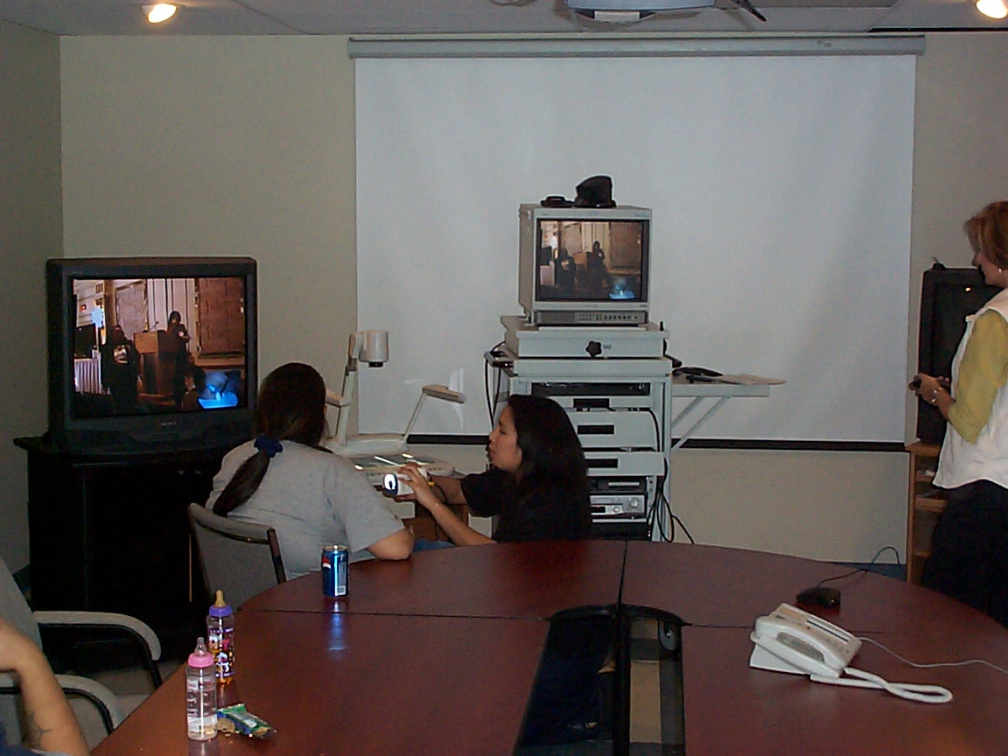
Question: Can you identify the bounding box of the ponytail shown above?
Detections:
[212,436,282,516]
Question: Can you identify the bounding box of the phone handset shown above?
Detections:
[749,603,860,678]
[750,603,953,704]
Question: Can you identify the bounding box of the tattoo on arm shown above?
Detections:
[25,708,54,748]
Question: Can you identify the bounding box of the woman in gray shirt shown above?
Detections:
[206,362,413,577]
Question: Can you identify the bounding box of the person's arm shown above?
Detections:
[400,465,493,546]
[0,618,89,756]
[366,528,414,560]
[428,474,467,506]
[948,311,1008,442]
[327,455,414,560]
[913,312,1008,441]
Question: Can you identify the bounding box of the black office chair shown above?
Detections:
[187,503,287,609]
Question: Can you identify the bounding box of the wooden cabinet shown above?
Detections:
[15,436,225,657]
[905,442,947,584]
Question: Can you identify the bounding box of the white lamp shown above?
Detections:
[324,331,465,456]
[143,4,177,23]
[977,0,1008,18]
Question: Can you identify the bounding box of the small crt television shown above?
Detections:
[518,203,651,325]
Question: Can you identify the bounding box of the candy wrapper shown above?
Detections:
[217,703,275,739]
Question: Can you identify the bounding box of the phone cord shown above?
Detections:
[810,667,953,704]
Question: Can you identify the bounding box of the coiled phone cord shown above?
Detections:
[811,667,953,704]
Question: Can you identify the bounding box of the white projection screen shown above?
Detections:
[355,51,916,443]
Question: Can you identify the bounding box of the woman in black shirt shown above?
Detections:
[401,395,606,745]
[400,393,591,544]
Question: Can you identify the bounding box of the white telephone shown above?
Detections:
[749,603,860,679]
[749,603,953,704]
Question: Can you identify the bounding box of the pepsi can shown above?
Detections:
[321,545,348,597]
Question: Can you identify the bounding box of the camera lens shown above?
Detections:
[382,473,399,495]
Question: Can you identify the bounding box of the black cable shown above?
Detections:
[482,340,505,429]
[817,545,904,587]
[671,513,695,544]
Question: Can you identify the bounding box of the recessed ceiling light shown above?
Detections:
[144,3,177,23]
[976,0,1008,19]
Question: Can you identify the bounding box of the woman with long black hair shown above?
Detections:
[400,393,591,545]
[206,362,413,577]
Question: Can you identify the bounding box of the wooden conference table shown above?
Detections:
[93,540,1008,756]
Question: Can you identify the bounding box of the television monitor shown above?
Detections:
[916,265,998,445]
[47,257,258,454]
[518,203,651,325]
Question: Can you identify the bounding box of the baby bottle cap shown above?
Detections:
[209,589,232,617]
[188,637,215,668]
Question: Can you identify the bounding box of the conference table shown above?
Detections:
[92,540,1008,755]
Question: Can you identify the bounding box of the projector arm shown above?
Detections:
[401,384,466,440]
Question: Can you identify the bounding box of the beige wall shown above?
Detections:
[60,36,358,388]
[1,31,1002,572]
[0,21,61,572]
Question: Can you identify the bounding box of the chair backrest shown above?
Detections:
[187,503,286,609]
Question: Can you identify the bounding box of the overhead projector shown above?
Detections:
[566,0,715,18]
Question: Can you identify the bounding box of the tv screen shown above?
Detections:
[47,257,258,454]
[535,218,648,304]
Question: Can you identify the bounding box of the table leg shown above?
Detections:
[612,610,632,756]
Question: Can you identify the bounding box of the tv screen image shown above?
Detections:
[518,204,651,325]
[536,218,646,303]
[48,258,257,454]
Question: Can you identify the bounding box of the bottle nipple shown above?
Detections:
[189,637,215,668]
[210,589,232,617]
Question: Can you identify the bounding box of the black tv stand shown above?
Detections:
[14,436,230,658]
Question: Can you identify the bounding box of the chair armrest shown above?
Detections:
[34,611,163,688]
[0,671,124,736]
[34,611,161,661]
[55,673,125,733]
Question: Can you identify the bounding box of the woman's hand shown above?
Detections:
[911,373,950,410]
[399,463,441,512]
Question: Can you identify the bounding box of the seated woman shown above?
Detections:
[402,394,607,745]
[205,362,413,577]
[399,393,592,545]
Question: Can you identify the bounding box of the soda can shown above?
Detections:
[321,545,349,597]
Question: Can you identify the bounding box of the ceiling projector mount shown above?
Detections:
[565,0,766,22]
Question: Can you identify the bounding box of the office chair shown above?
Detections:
[0,554,162,745]
[188,503,287,610]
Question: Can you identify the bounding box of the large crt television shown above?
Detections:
[47,257,258,454]
[518,203,651,325]
[916,265,998,445]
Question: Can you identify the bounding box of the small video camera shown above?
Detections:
[382,473,412,498]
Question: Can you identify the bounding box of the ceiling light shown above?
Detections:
[977,0,1008,19]
[144,4,177,23]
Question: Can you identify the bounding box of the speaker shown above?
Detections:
[916,265,998,444]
